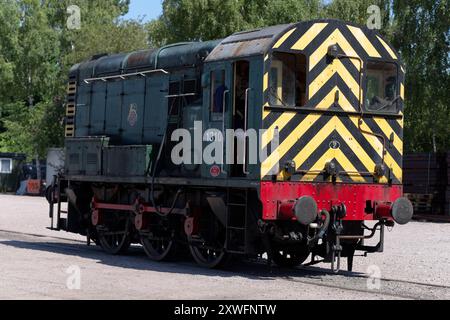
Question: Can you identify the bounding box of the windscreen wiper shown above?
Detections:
[269,87,290,108]
[372,95,401,112]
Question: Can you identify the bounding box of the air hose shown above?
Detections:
[307,209,331,247]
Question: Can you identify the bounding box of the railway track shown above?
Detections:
[1,229,449,300]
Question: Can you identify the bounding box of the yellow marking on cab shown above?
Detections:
[263,72,269,92]
[397,117,404,129]
[294,117,375,172]
[261,114,321,177]
[292,117,338,170]
[356,119,402,181]
[400,83,405,100]
[315,86,354,111]
[309,29,361,71]
[273,28,297,49]
[291,23,328,51]
[347,25,381,58]
[262,112,296,149]
[309,59,360,100]
[305,148,366,182]
[373,118,404,154]
[376,35,398,60]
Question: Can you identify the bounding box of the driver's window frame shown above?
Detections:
[210,68,227,122]
[269,60,284,106]
[363,59,401,115]
[268,50,309,109]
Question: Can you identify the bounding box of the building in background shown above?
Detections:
[0,153,26,193]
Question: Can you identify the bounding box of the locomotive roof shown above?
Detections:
[205,24,292,62]
[70,40,222,81]
[206,19,402,64]
[69,19,402,81]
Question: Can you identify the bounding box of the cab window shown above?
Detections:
[211,69,227,115]
[365,61,399,113]
[269,52,307,108]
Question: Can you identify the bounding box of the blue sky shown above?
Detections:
[124,0,163,22]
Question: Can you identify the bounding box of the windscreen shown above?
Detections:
[365,61,399,113]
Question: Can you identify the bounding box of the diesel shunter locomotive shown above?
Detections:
[49,19,414,272]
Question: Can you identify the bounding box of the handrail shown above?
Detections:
[221,90,230,175]
[243,88,251,175]
[83,69,169,84]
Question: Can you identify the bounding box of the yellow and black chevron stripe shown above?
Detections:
[65,79,77,138]
[262,20,405,184]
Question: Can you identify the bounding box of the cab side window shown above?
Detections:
[211,69,227,115]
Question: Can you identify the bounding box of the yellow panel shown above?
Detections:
[263,102,270,120]
[373,118,403,154]
[376,35,398,60]
[262,112,296,149]
[292,117,338,170]
[309,59,360,100]
[357,119,402,181]
[291,23,328,51]
[347,25,381,58]
[309,29,361,71]
[294,117,376,177]
[263,72,269,92]
[273,28,297,49]
[400,83,405,100]
[315,86,354,111]
[261,114,321,177]
[335,118,376,172]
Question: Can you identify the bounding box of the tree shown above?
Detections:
[0,0,149,162]
[0,0,20,125]
[391,0,449,152]
[148,0,322,46]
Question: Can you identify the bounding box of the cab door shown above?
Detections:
[201,62,233,179]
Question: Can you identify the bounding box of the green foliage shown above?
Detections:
[391,0,449,152]
[148,0,323,46]
[0,0,147,159]
[0,100,64,157]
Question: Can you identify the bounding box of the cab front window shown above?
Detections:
[365,61,399,113]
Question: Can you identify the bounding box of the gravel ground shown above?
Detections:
[0,194,449,300]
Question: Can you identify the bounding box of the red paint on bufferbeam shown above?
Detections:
[261,182,403,221]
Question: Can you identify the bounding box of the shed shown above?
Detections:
[0,153,26,193]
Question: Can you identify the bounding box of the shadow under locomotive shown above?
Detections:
[0,238,367,281]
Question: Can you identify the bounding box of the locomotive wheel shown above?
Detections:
[272,246,310,268]
[141,234,177,262]
[189,208,229,269]
[96,214,131,255]
[189,246,229,269]
[139,214,182,261]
